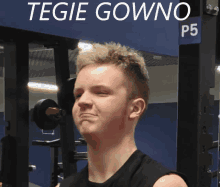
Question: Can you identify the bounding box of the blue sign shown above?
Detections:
[179,16,201,45]
[0,0,181,56]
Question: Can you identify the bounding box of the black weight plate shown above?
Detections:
[33,99,59,130]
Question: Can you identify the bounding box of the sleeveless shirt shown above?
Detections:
[60,150,190,187]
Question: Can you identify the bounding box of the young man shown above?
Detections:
[57,42,189,187]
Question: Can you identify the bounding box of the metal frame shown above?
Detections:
[0,27,78,187]
[32,138,87,186]
[53,43,77,178]
[3,41,29,187]
[177,0,218,186]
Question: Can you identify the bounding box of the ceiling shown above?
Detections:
[0,43,179,78]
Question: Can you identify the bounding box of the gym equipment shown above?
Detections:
[29,165,37,172]
[31,99,63,130]
[0,135,37,186]
[0,26,78,186]
[60,78,76,116]
[1,135,17,186]
[32,96,87,187]
[177,0,220,186]
[32,138,87,147]
[32,137,87,187]
[31,78,76,124]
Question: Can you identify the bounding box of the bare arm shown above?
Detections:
[153,174,188,187]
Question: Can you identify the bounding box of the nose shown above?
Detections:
[77,91,92,108]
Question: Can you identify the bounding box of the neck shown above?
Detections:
[86,135,137,183]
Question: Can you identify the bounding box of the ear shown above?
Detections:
[129,98,146,120]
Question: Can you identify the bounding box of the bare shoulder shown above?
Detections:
[153,174,188,187]
[55,183,60,187]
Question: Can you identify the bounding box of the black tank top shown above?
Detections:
[60,150,190,187]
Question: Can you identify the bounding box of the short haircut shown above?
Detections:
[75,41,150,121]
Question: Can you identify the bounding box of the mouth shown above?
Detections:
[78,113,97,123]
[79,113,96,117]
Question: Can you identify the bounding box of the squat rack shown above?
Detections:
[177,0,220,186]
[0,27,78,187]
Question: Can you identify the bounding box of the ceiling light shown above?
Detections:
[28,82,58,91]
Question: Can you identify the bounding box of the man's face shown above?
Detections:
[72,64,132,140]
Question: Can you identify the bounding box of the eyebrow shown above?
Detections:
[73,85,112,94]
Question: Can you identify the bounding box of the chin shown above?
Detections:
[79,122,97,131]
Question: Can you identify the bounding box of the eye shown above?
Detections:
[96,91,108,95]
[74,94,82,99]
